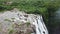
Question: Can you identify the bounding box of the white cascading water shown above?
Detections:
[37,15,48,34]
[0,9,48,34]
[27,14,48,34]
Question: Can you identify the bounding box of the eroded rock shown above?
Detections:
[0,9,36,34]
[0,8,48,34]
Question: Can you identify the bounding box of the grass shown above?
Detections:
[26,22,30,27]
[8,29,14,34]
[0,0,60,28]
[11,18,15,19]
[0,0,60,34]
[4,19,11,22]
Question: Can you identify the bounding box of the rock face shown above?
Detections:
[0,9,48,34]
[13,23,36,34]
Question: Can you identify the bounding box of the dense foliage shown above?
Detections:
[0,0,60,34]
[0,0,59,21]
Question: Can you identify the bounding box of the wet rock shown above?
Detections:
[0,9,48,34]
[24,15,28,17]
[0,10,36,34]
[13,23,36,34]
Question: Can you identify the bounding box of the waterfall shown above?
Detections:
[37,16,48,34]
[27,14,48,34]
[0,10,48,34]
[33,15,48,34]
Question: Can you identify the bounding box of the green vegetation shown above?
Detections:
[0,0,60,22]
[8,24,14,34]
[0,0,60,34]
[11,18,15,20]
[26,22,30,27]
[8,29,14,34]
[4,19,11,22]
